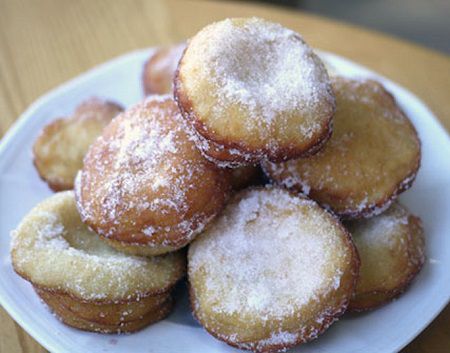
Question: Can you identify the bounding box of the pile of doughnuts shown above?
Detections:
[11,17,425,352]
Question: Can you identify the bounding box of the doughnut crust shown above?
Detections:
[36,287,173,333]
[10,191,185,333]
[75,96,231,256]
[188,187,359,353]
[174,17,335,166]
[263,77,421,219]
[142,43,185,95]
[346,203,425,311]
[36,288,170,325]
[33,97,123,191]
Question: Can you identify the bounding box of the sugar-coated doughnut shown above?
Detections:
[75,95,231,256]
[10,191,185,333]
[188,187,359,353]
[142,42,261,187]
[33,97,123,191]
[263,77,421,219]
[346,202,425,311]
[36,288,173,333]
[142,43,186,95]
[174,17,335,166]
[37,288,169,325]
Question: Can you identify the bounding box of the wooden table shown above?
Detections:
[1,0,449,352]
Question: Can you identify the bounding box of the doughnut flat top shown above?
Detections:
[263,77,421,218]
[11,192,185,302]
[175,17,335,162]
[189,187,359,352]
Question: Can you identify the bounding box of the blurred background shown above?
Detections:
[250,0,450,53]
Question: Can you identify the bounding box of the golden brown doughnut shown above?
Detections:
[33,97,123,191]
[346,202,425,311]
[10,191,185,333]
[36,288,169,325]
[263,77,421,219]
[75,95,231,256]
[142,43,186,95]
[38,287,174,333]
[174,17,335,166]
[188,187,359,353]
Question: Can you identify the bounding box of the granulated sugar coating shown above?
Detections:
[349,203,411,248]
[262,77,421,219]
[346,202,426,311]
[175,17,335,164]
[188,187,359,353]
[75,95,230,256]
[10,192,185,302]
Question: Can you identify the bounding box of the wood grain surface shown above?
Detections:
[0,0,449,352]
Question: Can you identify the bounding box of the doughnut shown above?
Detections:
[37,288,174,333]
[33,97,123,191]
[142,43,185,95]
[142,42,261,187]
[75,95,231,256]
[174,17,335,166]
[73,97,122,118]
[188,187,359,352]
[262,77,421,219]
[36,288,170,325]
[10,191,185,333]
[346,202,425,311]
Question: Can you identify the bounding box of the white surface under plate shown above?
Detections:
[0,48,449,353]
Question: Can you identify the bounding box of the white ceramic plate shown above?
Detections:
[0,48,449,353]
